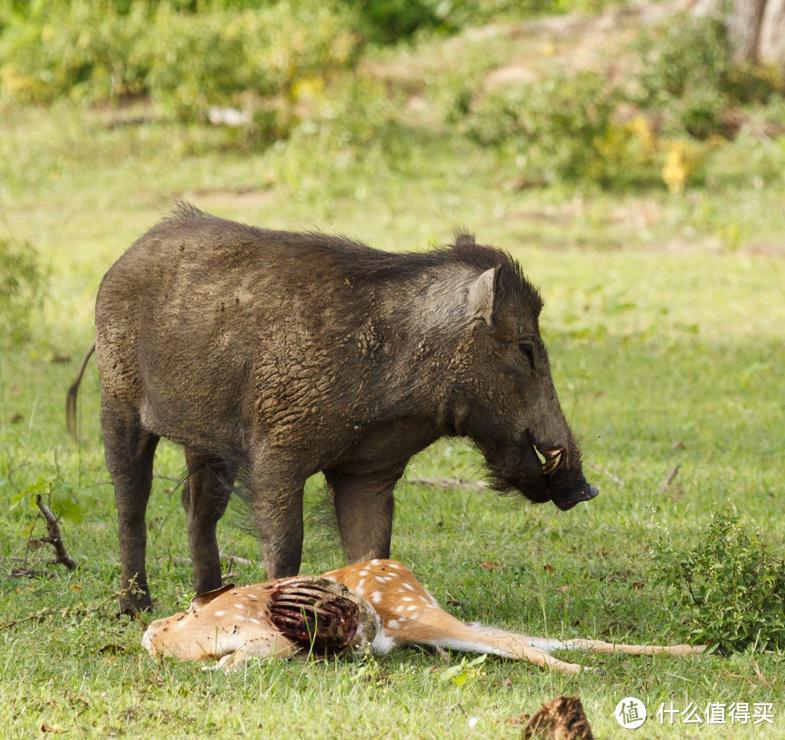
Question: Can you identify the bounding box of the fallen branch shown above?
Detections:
[0,591,119,631]
[587,462,625,488]
[35,495,76,570]
[219,551,254,567]
[659,464,681,493]
[0,609,52,631]
[171,552,254,568]
[10,567,54,579]
[407,477,489,493]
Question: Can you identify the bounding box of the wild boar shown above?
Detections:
[80,203,597,612]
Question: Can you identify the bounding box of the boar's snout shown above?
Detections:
[552,481,599,511]
[540,453,599,511]
[477,434,598,510]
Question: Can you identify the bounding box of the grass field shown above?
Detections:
[2,66,785,737]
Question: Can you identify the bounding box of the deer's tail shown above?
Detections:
[66,343,96,438]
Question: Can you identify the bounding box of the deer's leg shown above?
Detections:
[324,467,404,562]
[101,397,159,613]
[406,620,589,673]
[182,448,236,594]
[216,636,300,671]
[552,638,707,656]
[471,626,705,658]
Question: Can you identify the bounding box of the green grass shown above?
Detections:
[2,91,785,737]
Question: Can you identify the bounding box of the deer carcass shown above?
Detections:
[142,560,705,673]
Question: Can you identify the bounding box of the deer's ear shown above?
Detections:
[467,266,499,326]
[190,583,235,609]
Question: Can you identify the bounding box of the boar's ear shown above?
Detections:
[467,266,499,326]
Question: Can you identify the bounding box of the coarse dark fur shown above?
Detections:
[83,203,596,612]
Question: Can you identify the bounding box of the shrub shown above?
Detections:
[635,15,783,140]
[143,3,360,121]
[0,1,152,103]
[655,511,785,653]
[637,16,729,106]
[461,15,783,189]
[0,1,361,122]
[0,236,45,348]
[468,71,659,188]
[347,0,449,44]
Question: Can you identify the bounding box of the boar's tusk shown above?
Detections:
[541,448,564,475]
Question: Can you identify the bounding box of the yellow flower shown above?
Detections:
[662,140,698,194]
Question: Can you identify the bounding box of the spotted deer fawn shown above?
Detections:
[143,559,705,672]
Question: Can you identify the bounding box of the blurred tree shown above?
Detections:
[691,0,785,70]
[758,0,785,68]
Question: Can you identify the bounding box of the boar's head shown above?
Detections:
[437,235,598,511]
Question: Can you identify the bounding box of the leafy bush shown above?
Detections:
[0,236,45,348]
[459,15,783,189]
[468,71,659,188]
[636,15,783,140]
[0,1,151,103]
[637,16,729,106]
[144,3,360,121]
[0,1,361,121]
[656,511,785,653]
[348,0,450,44]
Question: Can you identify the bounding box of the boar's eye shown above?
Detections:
[518,342,535,369]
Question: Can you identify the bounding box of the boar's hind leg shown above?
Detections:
[101,399,159,614]
[324,468,403,562]
[182,449,235,593]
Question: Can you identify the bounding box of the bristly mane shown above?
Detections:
[162,203,543,316]
[166,200,207,223]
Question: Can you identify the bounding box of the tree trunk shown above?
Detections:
[726,0,766,62]
[689,0,784,69]
[758,0,785,68]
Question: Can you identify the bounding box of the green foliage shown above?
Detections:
[636,15,783,139]
[637,16,730,106]
[0,1,149,103]
[145,3,360,121]
[344,0,611,44]
[438,654,487,687]
[348,0,450,44]
[10,475,86,525]
[656,511,785,654]
[0,1,361,118]
[468,71,658,188]
[457,15,785,189]
[0,236,45,348]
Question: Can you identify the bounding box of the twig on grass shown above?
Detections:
[0,591,119,631]
[659,464,681,493]
[587,462,625,488]
[407,477,489,493]
[171,552,254,568]
[219,551,254,566]
[35,495,76,570]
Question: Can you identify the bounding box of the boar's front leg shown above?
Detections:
[324,467,404,562]
[182,449,236,593]
[251,455,307,578]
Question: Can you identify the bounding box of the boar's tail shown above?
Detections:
[66,343,96,439]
